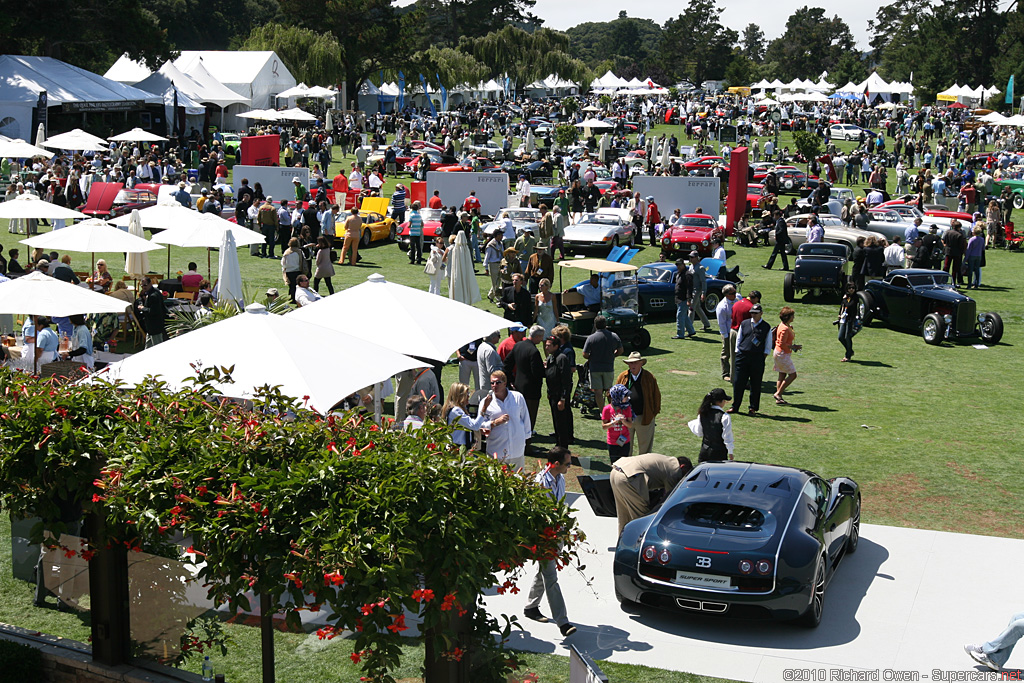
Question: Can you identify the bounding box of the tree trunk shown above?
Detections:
[260,591,275,683]
[86,513,131,666]
[422,607,472,683]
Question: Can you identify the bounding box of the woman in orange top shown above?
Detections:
[772,306,802,404]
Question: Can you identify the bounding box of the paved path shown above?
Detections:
[480,492,1024,681]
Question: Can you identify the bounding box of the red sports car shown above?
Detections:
[746,184,768,213]
[660,213,724,258]
[396,208,445,252]
[683,156,727,172]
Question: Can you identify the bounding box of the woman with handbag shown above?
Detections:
[281,238,305,303]
[312,236,335,295]
[424,236,448,296]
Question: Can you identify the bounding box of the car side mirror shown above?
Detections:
[838,482,856,496]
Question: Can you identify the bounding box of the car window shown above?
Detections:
[889,276,910,288]
[683,502,766,530]
[801,479,827,514]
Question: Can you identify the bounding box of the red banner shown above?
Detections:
[241,134,280,167]
[725,146,749,233]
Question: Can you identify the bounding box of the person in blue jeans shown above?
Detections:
[964,225,985,289]
[966,611,1024,671]
[672,258,696,339]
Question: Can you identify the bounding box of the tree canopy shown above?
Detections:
[660,0,738,86]
[763,6,855,82]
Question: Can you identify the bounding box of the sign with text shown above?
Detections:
[62,100,144,113]
[426,171,510,215]
[631,176,721,218]
[232,165,309,204]
[241,134,280,167]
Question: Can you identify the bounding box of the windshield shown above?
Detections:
[637,265,675,283]
[680,217,715,229]
[907,272,952,287]
[579,214,621,226]
[419,209,444,221]
[503,210,537,221]
[602,281,639,314]
[684,502,766,531]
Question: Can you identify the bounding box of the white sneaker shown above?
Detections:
[964,644,1000,671]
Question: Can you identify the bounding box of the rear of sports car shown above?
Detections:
[614,492,815,620]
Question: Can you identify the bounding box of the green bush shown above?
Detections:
[0,639,44,678]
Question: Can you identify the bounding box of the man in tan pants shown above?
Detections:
[610,453,693,537]
[340,208,362,266]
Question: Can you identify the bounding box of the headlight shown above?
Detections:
[943,314,953,324]
[701,239,709,246]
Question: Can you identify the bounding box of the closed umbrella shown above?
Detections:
[447,231,479,305]
[598,133,609,162]
[124,210,150,282]
[215,229,244,308]
[35,124,45,148]
[525,127,535,153]
[325,110,334,131]
[95,304,423,414]
[21,218,164,277]
[0,193,86,221]
[660,140,671,170]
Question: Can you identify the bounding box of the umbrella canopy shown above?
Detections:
[575,118,614,129]
[216,229,244,307]
[278,107,317,122]
[237,109,281,121]
[980,111,1009,124]
[108,128,168,143]
[447,231,479,305]
[0,271,128,316]
[95,304,423,413]
[124,210,150,279]
[21,218,163,254]
[0,138,53,159]
[288,273,511,362]
[40,128,108,151]
[151,213,265,249]
[110,202,201,231]
[0,193,87,221]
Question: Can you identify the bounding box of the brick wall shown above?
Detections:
[0,624,203,683]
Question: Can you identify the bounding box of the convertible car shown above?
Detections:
[633,262,737,318]
[396,208,444,252]
[613,461,860,627]
[858,269,1004,345]
[660,214,724,259]
[783,243,848,303]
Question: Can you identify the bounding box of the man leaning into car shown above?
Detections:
[611,453,694,537]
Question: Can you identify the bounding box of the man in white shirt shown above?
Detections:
[711,239,727,263]
[884,235,906,272]
[294,275,322,307]
[366,171,383,193]
[516,175,532,208]
[480,370,530,471]
[715,284,738,381]
[348,162,363,191]
[576,273,602,313]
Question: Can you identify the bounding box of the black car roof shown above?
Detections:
[674,461,813,510]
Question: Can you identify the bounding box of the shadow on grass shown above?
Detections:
[756,413,812,423]
[789,403,837,413]
[619,536,889,649]
[847,360,893,367]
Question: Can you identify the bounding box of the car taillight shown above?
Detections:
[756,559,772,575]
[658,548,671,565]
[738,559,753,574]
[642,545,657,562]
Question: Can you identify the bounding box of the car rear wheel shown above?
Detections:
[783,273,796,303]
[361,230,372,248]
[846,495,861,555]
[855,291,874,326]
[798,556,826,628]
[979,312,1003,344]
[703,290,721,315]
[632,328,651,350]
[922,313,945,344]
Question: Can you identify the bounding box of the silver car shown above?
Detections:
[564,212,635,254]
[770,214,884,253]
[481,207,541,238]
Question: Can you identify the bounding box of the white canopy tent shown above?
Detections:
[0,138,52,159]
[103,54,153,84]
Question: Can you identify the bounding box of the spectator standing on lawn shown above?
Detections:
[582,315,623,412]
[688,388,735,462]
[716,284,738,381]
[730,303,771,415]
[773,306,801,405]
[614,352,662,456]
[602,384,634,463]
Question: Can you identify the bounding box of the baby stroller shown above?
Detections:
[570,361,598,416]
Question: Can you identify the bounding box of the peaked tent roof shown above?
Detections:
[103,54,152,84]
[0,55,161,106]
[178,59,250,107]
[857,72,892,94]
[133,62,234,110]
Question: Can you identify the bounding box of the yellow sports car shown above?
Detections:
[339,198,396,247]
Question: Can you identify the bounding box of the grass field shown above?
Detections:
[0,124,1020,681]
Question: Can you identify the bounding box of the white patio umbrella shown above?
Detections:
[237,109,281,122]
[215,229,244,308]
[124,210,151,281]
[109,201,198,231]
[94,304,423,414]
[575,118,614,129]
[108,128,169,143]
[447,232,479,305]
[21,218,163,276]
[0,194,86,221]
[980,111,1009,125]
[40,129,108,152]
[151,212,264,279]
[325,110,334,131]
[0,138,53,159]
[288,273,511,362]
[278,107,316,122]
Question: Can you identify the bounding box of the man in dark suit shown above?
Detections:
[763,209,790,270]
[729,304,772,415]
[504,325,545,450]
[497,273,534,327]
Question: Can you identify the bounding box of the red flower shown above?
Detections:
[412,588,435,603]
[54,406,68,418]
[185,545,206,557]
[283,573,303,589]
[80,550,95,561]
[360,603,376,616]
[196,485,208,496]
[446,647,465,662]
[350,651,362,663]
[63,548,76,558]
[323,571,345,587]
[387,613,408,633]
[91,494,104,503]
[440,594,457,611]
[369,424,380,432]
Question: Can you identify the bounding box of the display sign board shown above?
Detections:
[426,171,510,215]
[232,165,309,203]
[241,134,281,167]
[631,176,721,217]
[63,100,145,113]
[719,125,737,143]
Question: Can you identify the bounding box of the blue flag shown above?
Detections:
[397,71,405,112]
[1008,75,1015,105]
[419,74,437,117]
[437,74,448,113]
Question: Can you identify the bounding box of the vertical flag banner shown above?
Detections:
[398,71,405,112]
[1007,75,1015,105]
[437,74,448,113]
[419,74,437,117]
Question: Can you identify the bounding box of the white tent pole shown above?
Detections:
[374,381,382,424]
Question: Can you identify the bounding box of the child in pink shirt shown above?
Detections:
[602,384,634,463]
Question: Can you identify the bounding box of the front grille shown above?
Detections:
[956,300,976,335]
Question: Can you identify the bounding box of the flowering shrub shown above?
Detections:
[0,368,582,683]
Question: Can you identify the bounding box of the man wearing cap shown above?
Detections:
[265,288,280,306]
[644,196,661,246]
[498,324,526,361]
[514,227,537,271]
[730,303,771,415]
[726,288,760,379]
[610,453,693,536]
[914,224,943,269]
[391,183,407,224]
[173,181,191,208]
[615,352,662,456]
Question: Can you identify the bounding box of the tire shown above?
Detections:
[632,328,651,350]
[979,312,1003,344]
[783,272,796,303]
[1013,193,1024,210]
[361,230,371,248]
[797,556,827,628]
[388,224,397,242]
[398,240,409,252]
[922,312,945,344]
[611,235,620,248]
[855,291,874,326]
[846,495,861,555]
[703,290,721,315]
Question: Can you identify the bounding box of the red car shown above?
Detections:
[750,162,776,182]
[403,150,450,174]
[746,184,768,212]
[593,179,620,195]
[874,201,973,224]
[410,140,443,152]
[82,182,159,219]
[396,208,444,252]
[436,157,504,173]
[660,213,724,258]
[683,156,727,172]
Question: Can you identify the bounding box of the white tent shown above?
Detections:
[0,55,160,141]
[134,61,248,110]
[750,79,772,90]
[980,111,1009,124]
[277,83,312,99]
[103,54,153,84]
[836,81,860,93]
[768,79,785,89]
[174,51,296,131]
[858,72,894,99]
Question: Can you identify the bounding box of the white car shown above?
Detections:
[769,214,884,252]
[829,124,865,141]
[563,212,635,254]
[466,140,504,159]
[481,207,541,237]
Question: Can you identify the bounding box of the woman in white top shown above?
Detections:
[441,382,494,453]
[64,314,95,370]
[280,237,305,303]
[425,236,448,296]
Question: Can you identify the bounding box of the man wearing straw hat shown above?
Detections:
[614,352,661,456]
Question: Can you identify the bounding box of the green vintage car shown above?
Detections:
[995,178,1024,210]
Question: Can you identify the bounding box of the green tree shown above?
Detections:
[553,123,578,149]
[763,7,855,82]
[724,50,754,88]
[406,0,541,48]
[414,46,490,87]
[565,14,663,68]
[460,26,588,90]
[660,0,738,86]
[240,23,346,87]
[793,131,823,175]
[149,0,281,51]
[741,23,765,63]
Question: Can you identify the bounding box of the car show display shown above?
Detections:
[783,242,849,302]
